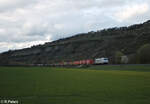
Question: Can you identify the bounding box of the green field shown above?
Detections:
[0,65,150,104]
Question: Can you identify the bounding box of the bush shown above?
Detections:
[128,54,137,64]
[115,51,124,64]
[137,44,150,64]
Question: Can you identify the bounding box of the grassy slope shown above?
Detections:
[0,66,150,104]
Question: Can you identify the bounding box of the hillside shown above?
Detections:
[0,20,150,65]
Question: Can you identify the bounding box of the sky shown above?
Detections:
[0,0,150,52]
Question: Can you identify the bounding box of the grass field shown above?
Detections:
[0,65,150,104]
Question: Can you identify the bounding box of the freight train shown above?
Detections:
[54,57,109,66]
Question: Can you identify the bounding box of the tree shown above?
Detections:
[137,44,150,64]
[115,51,124,64]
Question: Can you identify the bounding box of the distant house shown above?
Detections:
[121,56,128,64]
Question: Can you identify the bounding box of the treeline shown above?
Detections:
[114,44,150,64]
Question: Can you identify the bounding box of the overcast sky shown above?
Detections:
[0,0,150,52]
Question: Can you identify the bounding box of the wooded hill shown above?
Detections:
[1,20,150,65]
